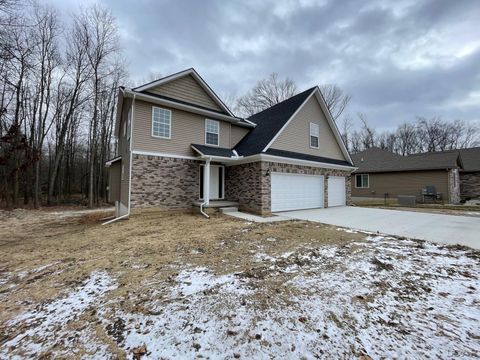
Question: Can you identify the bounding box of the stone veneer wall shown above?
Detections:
[460,172,480,200]
[448,169,461,204]
[130,154,200,209]
[225,161,352,215]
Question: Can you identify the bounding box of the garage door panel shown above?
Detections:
[328,176,346,207]
[271,173,324,212]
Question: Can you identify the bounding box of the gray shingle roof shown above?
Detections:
[234,87,316,156]
[191,144,236,158]
[352,148,462,173]
[458,147,480,172]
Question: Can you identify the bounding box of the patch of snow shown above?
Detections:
[253,253,277,262]
[171,267,250,298]
[0,271,117,358]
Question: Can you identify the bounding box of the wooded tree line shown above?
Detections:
[0,1,126,208]
[234,73,479,155]
[343,114,479,155]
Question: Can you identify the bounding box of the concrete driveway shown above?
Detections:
[277,207,480,249]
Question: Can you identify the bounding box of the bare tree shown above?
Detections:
[236,73,297,117]
[395,122,418,155]
[74,5,119,208]
[319,84,351,121]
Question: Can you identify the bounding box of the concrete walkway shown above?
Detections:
[224,211,290,223]
[277,207,480,250]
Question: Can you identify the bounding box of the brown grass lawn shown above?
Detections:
[0,208,478,359]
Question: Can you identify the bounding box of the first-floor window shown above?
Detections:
[310,122,319,148]
[356,174,369,188]
[152,107,171,138]
[205,119,219,146]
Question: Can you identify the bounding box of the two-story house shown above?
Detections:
[107,68,355,218]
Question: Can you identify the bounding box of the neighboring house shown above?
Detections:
[107,68,355,218]
[351,147,480,203]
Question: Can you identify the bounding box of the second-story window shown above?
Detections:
[310,122,319,148]
[205,119,219,146]
[152,107,171,139]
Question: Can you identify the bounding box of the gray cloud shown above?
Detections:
[53,0,480,129]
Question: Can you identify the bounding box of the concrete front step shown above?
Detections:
[219,207,239,213]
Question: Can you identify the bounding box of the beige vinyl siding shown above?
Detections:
[231,125,250,147]
[351,170,450,201]
[133,100,231,156]
[272,96,345,160]
[148,75,223,112]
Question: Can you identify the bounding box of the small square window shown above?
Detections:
[356,174,369,188]
[310,123,319,148]
[205,119,219,146]
[152,107,171,138]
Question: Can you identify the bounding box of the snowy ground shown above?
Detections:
[1,220,478,359]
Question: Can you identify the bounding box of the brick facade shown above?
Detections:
[460,172,480,200]
[130,156,352,213]
[225,161,352,215]
[130,154,200,209]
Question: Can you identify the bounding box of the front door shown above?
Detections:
[200,165,224,200]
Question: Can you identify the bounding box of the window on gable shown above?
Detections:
[355,174,369,188]
[310,122,319,148]
[152,107,171,138]
[205,119,219,146]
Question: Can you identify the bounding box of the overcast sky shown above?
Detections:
[50,0,480,131]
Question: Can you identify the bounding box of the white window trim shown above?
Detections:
[151,106,172,139]
[199,164,225,200]
[309,122,319,149]
[205,118,220,146]
[355,174,369,188]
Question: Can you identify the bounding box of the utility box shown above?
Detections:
[398,195,416,206]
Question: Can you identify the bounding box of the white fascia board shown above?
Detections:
[261,89,316,152]
[133,68,234,117]
[124,90,254,128]
[226,153,357,171]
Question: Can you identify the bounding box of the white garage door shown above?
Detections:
[271,173,324,212]
[328,176,346,207]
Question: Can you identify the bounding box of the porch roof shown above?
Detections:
[191,144,238,158]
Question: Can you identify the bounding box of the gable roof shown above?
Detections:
[352,148,462,173]
[133,68,234,116]
[234,87,316,156]
[234,86,353,165]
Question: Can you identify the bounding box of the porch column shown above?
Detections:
[204,158,211,205]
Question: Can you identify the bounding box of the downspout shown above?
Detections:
[199,156,211,218]
[103,92,136,225]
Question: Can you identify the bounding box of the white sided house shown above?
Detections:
[107,68,355,218]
